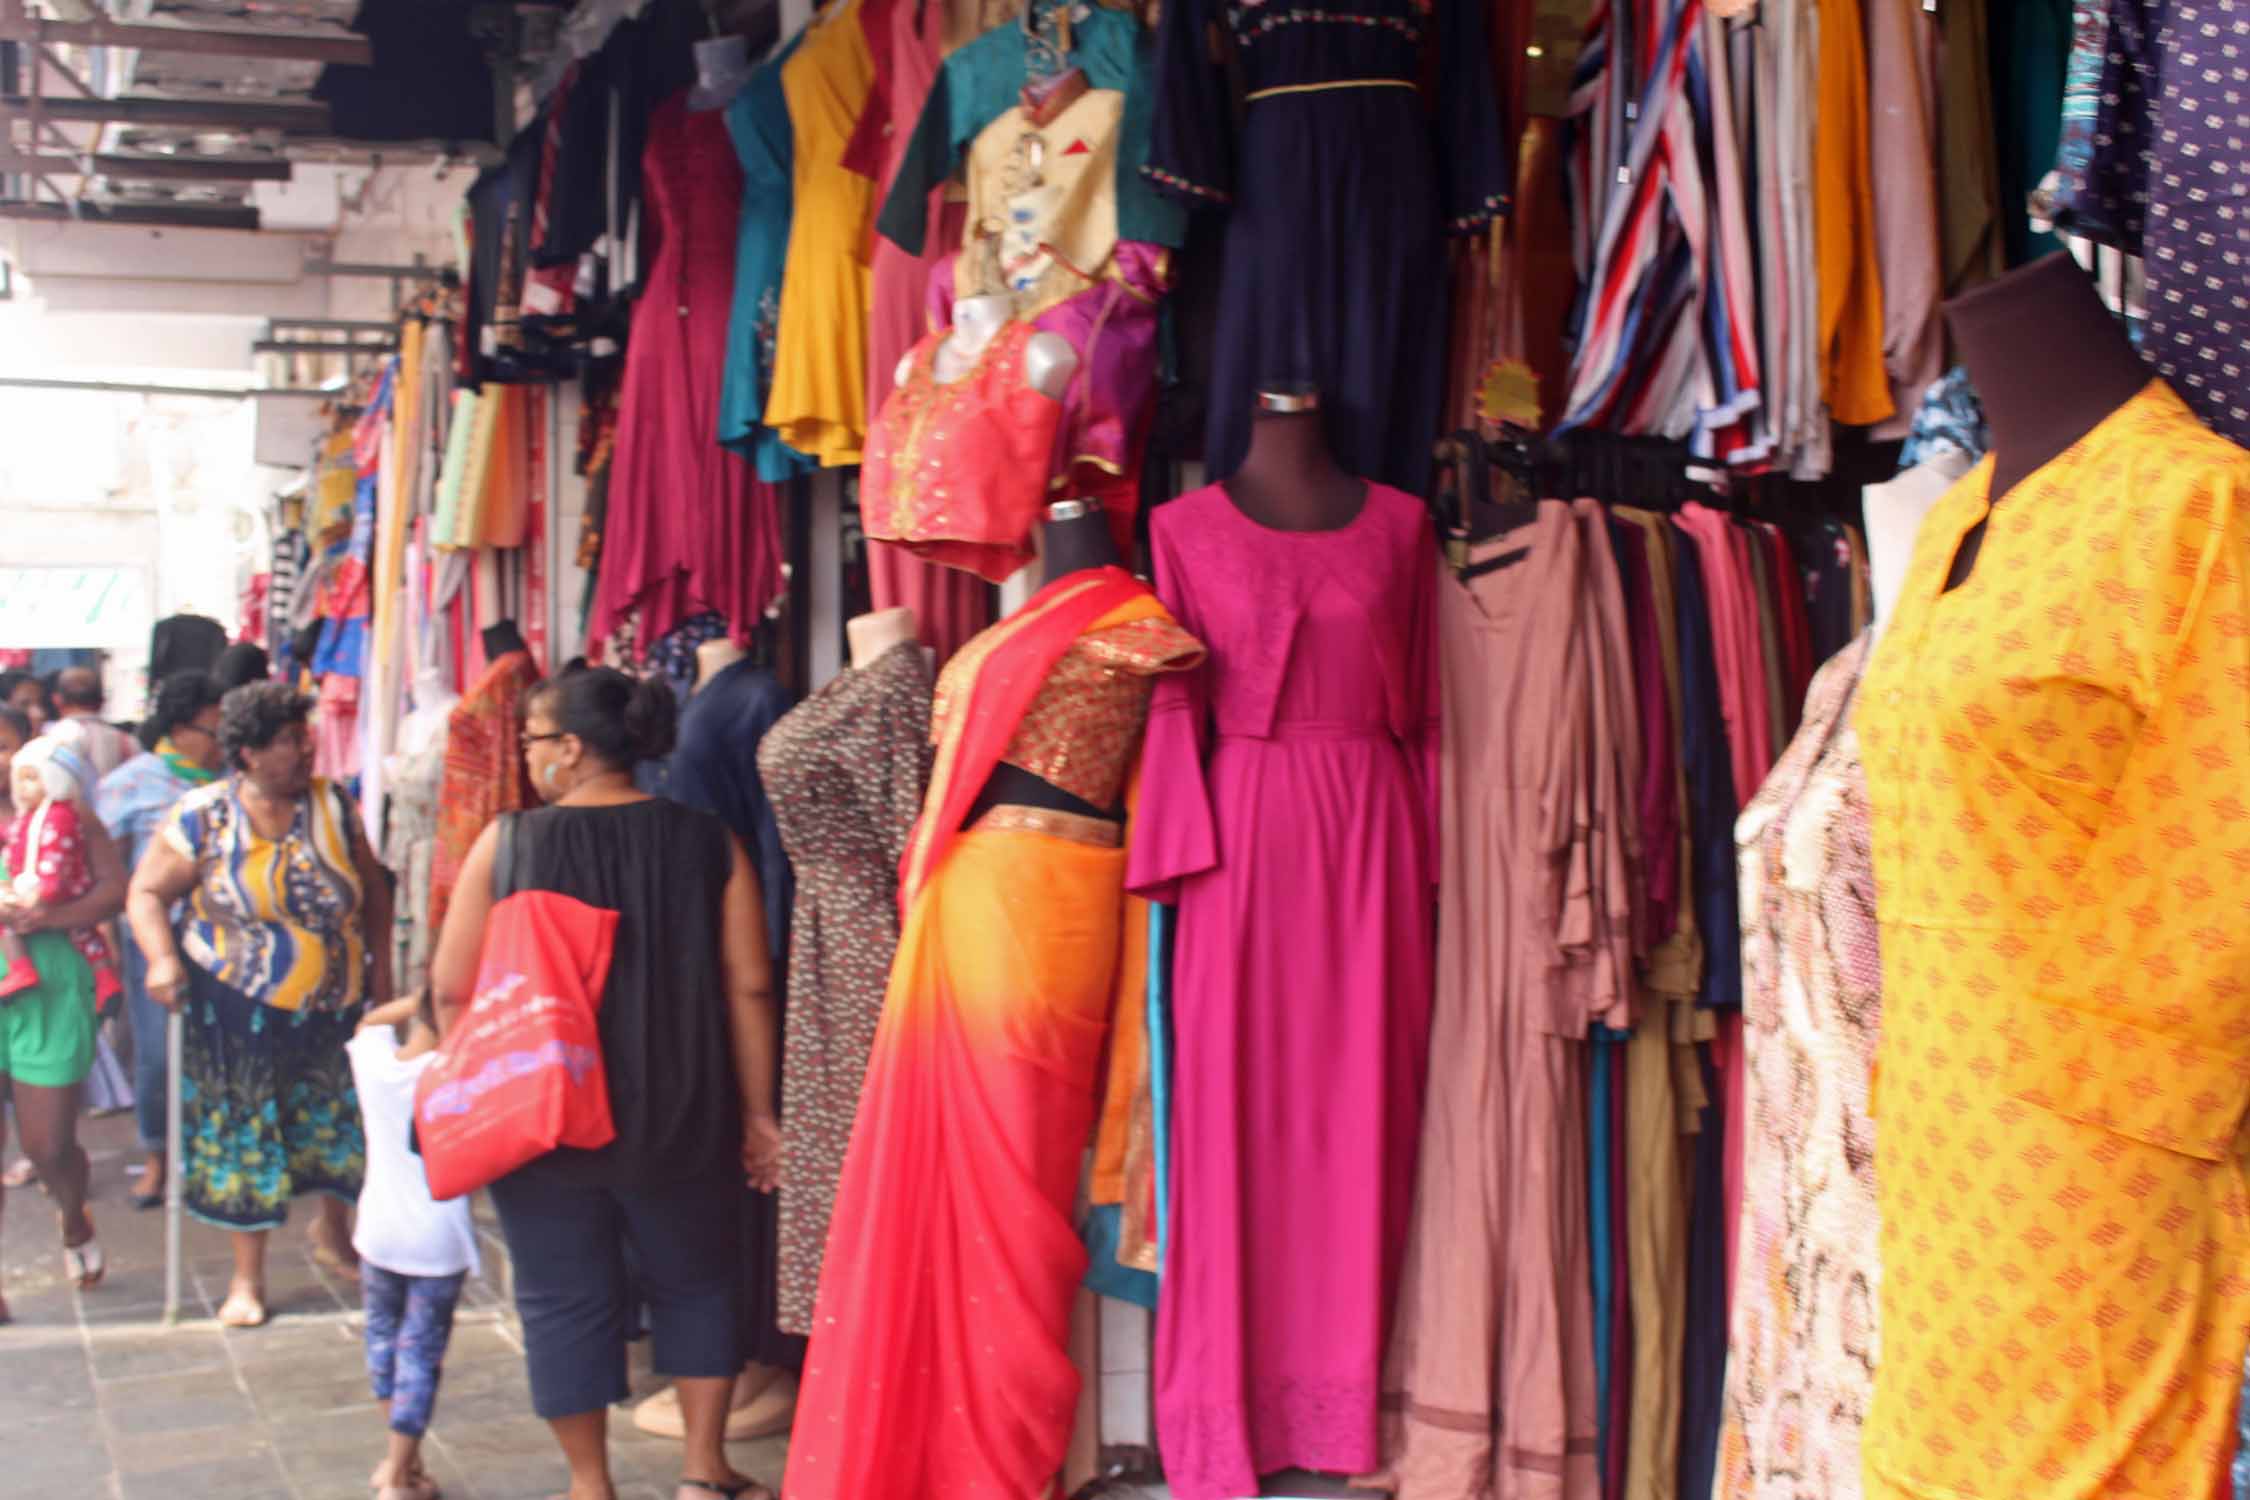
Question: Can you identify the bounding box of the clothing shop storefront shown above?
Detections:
[262,0,2250,1497]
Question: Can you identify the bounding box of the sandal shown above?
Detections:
[217,1286,267,1328]
[678,1480,771,1500]
[63,1225,103,1291]
[2,1158,35,1189]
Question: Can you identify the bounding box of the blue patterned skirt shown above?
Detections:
[180,961,364,1232]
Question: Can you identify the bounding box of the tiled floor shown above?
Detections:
[0,1112,785,1500]
[2,1112,1377,1500]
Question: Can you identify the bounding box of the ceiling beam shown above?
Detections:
[0,196,258,230]
[252,339,393,354]
[0,14,371,67]
[0,93,331,132]
[0,149,289,181]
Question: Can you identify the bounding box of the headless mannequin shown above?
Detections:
[1223,389,1368,531]
[1942,252,2150,590]
[396,668,460,759]
[897,292,1080,399]
[847,607,918,670]
[1865,449,1972,640]
[482,619,530,663]
[694,636,749,692]
[966,501,1124,827]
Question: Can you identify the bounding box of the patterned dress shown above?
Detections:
[1856,380,2250,1499]
[1718,633,1882,1500]
[757,641,932,1335]
[164,776,371,1231]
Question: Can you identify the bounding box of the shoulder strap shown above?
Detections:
[491,812,521,902]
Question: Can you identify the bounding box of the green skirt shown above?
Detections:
[180,961,363,1232]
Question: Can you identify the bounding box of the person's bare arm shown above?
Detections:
[428,822,500,1038]
[354,837,396,1009]
[13,799,126,931]
[356,993,420,1035]
[127,837,202,1009]
[719,834,782,1192]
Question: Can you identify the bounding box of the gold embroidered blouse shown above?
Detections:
[934,614,1206,810]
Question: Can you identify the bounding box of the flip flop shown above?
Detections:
[63,1222,103,1291]
[678,1480,770,1500]
[217,1288,267,1328]
[2,1158,35,1189]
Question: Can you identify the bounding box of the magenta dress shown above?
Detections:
[1129,481,1438,1500]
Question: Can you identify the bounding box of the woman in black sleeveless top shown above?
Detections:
[431,667,780,1500]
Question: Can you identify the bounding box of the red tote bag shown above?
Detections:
[414,815,620,1201]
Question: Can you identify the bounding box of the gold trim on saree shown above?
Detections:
[971,804,1124,847]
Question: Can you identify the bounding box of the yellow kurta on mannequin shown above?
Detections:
[1855,380,2250,1499]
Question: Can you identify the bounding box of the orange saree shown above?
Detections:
[782,569,1180,1500]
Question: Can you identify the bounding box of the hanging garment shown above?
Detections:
[668,656,804,1371]
[781,569,1200,1500]
[429,649,538,941]
[1373,502,1644,1500]
[851,0,1005,666]
[1563,6,1766,465]
[765,0,878,467]
[590,95,786,651]
[2074,0,2250,445]
[1130,483,1438,1500]
[861,321,1068,582]
[383,739,445,998]
[669,659,797,964]
[1716,633,1880,1500]
[1809,0,1894,430]
[758,640,932,1337]
[1862,0,1944,435]
[1935,0,2006,294]
[1855,380,2250,1500]
[719,33,819,482]
[1142,0,1509,498]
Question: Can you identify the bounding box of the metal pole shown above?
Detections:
[162,1007,182,1326]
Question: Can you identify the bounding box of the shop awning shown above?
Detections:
[0,565,150,649]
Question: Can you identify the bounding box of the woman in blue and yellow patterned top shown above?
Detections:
[127,682,394,1329]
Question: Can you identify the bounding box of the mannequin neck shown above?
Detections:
[1865,451,1972,639]
[1948,253,2149,503]
[695,637,748,690]
[951,294,1013,352]
[847,607,918,669]
[1040,506,1120,580]
[1225,408,1364,531]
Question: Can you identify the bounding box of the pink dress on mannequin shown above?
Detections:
[1129,480,1438,1500]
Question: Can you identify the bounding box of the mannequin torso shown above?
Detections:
[967,502,1125,827]
[847,607,918,670]
[1223,401,1367,531]
[899,293,1080,399]
[1942,253,2151,590]
[1865,450,1972,639]
[695,637,749,690]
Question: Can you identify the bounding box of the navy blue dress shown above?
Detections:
[1141,0,1512,498]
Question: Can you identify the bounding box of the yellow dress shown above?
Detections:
[765,0,875,466]
[1856,379,2250,1499]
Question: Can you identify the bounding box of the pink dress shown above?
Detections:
[591,95,785,650]
[1129,481,1438,1500]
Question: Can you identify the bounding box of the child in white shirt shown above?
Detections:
[348,992,482,1500]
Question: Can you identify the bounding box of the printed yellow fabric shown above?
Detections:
[1855,380,2250,1499]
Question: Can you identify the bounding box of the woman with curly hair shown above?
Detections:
[126,681,394,1327]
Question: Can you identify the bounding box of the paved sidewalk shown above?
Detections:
[0,1112,788,1500]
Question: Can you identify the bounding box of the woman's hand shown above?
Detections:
[743,1114,783,1193]
[143,955,189,1011]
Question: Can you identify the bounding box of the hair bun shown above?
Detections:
[621,674,679,763]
